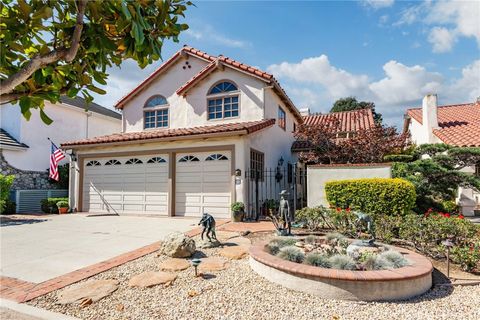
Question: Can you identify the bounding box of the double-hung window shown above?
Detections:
[207,81,239,120]
[144,95,169,129]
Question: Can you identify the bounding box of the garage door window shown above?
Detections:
[125,158,143,164]
[86,160,101,166]
[105,159,121,165]
[147,157,167,163]
[179,155,200,162]
[206,154,228,161]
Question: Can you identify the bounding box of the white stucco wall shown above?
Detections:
[307,164,392,207]
[1,102,121,171]
[408,118,442,145]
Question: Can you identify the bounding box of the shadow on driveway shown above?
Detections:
[0,216,49,227]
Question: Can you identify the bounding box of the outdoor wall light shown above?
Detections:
[278,156,284,167]
[235,169,241,177]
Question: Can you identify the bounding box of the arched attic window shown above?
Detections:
[207,81,239,120]
[144,95,169,129]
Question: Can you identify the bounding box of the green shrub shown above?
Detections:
[295,206,332,231]
[3,199,16,214]
[450,242,480,272]
[383,154,414,162]
[372,255,394,270]
[56,201,69,208]
[329,254,356,270]
[0,174,14,214]
[231,202,244,212]
[441,200,458,213]
[266,237,297,255]
[276,246,305,263]
[325,178,416,216]
[379,251,410,268]
[41,197,68,214]
[304,253,331,268]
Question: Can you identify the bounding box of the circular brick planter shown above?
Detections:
[249,240,433,301]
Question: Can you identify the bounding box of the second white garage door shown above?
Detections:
[82,154,169,215]
[175,151,232,218]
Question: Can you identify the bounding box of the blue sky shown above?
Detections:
[96,0,480,128]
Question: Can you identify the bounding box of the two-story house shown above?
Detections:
[62,46,303,219]
[404,94,480,216]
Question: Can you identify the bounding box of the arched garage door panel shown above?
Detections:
[175,151,231,218]
[82,155,169,215]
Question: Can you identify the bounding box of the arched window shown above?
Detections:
[207,81,239,120]
[86,160,101,167]
[178,155,200,162]
[205,154,228,161]
[147,157,167,164]
[144,95,169,129]
[125,158,143,165]
[105,159,121,166]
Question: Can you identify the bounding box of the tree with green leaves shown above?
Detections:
[0,0,192,124]
[391,143,480,213]
[330,97,383,124]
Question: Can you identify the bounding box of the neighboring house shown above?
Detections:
[291,108,376,154]
[62,46,303,219]
[404,94,480,216]
[0,96,122,194]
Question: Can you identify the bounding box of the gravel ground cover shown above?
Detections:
[29,233,480,320]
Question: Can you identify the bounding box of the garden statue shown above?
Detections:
[353,211,376,244]
[198,213,217,242]
[270,190,292,236]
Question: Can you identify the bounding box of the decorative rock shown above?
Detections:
[295,242,305,248]
[159,258,190,272]
[224,236,251,247]
[160,232,196,258]
[346,240,385,258]
[198,257,230,272]
[219,246,249,260]
[57,280,119,305]
[128,271,177,288]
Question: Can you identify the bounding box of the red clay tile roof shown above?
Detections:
[61,119,275,148]
[406,102,480,147]
[115,45,302,122]
[291,109,376,152]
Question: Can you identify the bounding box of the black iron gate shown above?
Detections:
[245,163,307,220]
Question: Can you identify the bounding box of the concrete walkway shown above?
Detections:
[0,299,79,320]
[1,214,197,283]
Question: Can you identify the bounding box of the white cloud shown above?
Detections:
[394,0,480,52]
[363,0,395,9]
[428,27,457,52]
[369,61,443,104]
[448,59,480,102]
[267,55,370,98]
[183,25,251,48]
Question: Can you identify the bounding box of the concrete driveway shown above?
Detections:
[0,214,197,283]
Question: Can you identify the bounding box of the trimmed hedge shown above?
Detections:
[41,197,68,214]
[325,178,416,216]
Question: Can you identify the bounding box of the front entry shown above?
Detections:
[175,151,232,218]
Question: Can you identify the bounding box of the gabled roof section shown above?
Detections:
[114,45,303,122]
[61,119,275,148]
[0,128,29,150]
[406,102,480,147]
[291,109,376,152]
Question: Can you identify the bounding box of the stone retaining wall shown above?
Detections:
[0,152,59,190]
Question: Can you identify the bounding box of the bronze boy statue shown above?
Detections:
[279,190,293,235]
[198,213,217,242]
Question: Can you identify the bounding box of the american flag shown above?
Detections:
[49,142,65,181]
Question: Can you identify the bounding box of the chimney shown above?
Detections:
[299,107,310,116]
[422,94,439,143]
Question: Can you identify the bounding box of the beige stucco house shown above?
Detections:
[62,46,302,219]
[404,94,480,216]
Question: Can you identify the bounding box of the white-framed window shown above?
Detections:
[278,106,286,130]
[179,155,200,162]
[207,81,239,120]
[147,157,167,164]
[105,159,121,166]
[86,160,101,167]
[144,95,169,129]
[206,154,229,161]
[125,158,143,165]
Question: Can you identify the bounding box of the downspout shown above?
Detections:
[85,111,92,138]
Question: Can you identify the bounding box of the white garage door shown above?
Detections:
[175,151,232,218]
[82,155,169,215]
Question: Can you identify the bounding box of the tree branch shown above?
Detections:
[0,0,87,97]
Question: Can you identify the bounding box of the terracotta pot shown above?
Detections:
[58,207,68,214]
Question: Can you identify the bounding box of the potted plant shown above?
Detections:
[231,202,245,222]
[56,201,69,214]
[265,199,277,216]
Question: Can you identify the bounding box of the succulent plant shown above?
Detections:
[304,235,317,244]
[325,232,349,248]
[266,242,281,255]
[276,245,305,263]
[372,255,394,270]
[304,253,331,268]
[379,250,411,268]
[329,254,356,270]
